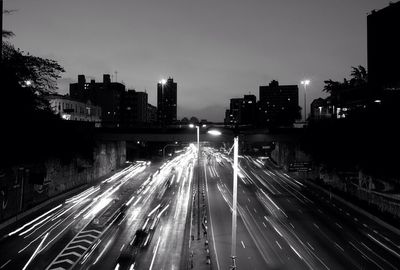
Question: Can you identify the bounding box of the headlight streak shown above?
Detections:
[9,204,62,236]
[22,232,49,270]
[214,154,330,270]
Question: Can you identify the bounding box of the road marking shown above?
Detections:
[335,222,342,229]
[149,236,161,270]
[367,234,400,259]
[313,223,319,230]
[349,241,384,270]
[289,244,302,259]
[275,241,282,250]
[0,260,11,269]
[307,242,314,251]
[262,222,267,228]
[23,232,49,270]
[360,242,397,270]
[204,163,220,270]
[334,242,344,252]
[241,241,246,249]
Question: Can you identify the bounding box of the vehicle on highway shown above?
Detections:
[114,229,148,270]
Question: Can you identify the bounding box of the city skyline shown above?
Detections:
[3,0,389,121]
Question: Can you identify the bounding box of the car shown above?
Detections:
[115,253,135,270]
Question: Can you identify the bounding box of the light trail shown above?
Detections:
[9,204,62,236]
[148,236,161,270]
[22,232,49,270]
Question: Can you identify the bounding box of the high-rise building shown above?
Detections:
[229,98,243,125]
[70,74,125,127]
[224,94,257,126]
[258,80,299,127]
[120,89,148,127]
[157,77,177,124]
[241,94,257,125]
[368,2,400,92]
[146,104,157,124]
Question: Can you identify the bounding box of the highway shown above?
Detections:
[0,145,197,270]
[1,144,399,270]
[203,147,400,270]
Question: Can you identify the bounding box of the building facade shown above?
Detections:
[47,94,102,124]
[157,77,177,124]
[121,89,148,127]
[258,80,299,127]
[241,94,257,125]
[70,74,125,127]
[368,2,400,92]
[147,104,157,124]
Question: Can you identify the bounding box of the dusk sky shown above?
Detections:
[4,0,389,121]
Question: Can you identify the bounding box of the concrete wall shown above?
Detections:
[271,142,310,170]
[47,140,126,197]
[0,140,126,223]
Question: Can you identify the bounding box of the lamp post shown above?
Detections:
[301,80,310,122]
[159,79,166,123]
[190,123,201,240]
[207,129,238,269]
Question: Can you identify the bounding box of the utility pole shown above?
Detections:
[1,0,3,63]
[197,126,201,240]
[231,136,238,269]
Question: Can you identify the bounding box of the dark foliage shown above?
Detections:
[1,41,94,166]
[302,99,400,179]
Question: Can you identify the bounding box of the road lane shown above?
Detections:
[204,147,400,270]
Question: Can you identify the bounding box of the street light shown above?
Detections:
[189,124,201,240]
[301,79,310,122]
[207,129,238,270]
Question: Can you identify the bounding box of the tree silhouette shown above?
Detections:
[323,65,368,97]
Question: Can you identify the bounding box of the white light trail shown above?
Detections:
[149,236,161,270]
[9,204,62,236]
[22,232,49,270]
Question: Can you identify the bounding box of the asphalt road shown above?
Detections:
[203,147,400,270]
[0,145,197,270]
[1,144,399,270]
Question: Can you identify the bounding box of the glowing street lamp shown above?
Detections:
[207,129,238,270]
[190,123,201,239]
[301,80,310,122]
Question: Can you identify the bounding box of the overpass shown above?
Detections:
[94,126,304,144]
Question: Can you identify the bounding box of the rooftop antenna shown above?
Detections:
[114,70,118,82]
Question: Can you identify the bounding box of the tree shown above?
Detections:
[350,65,368,87]
[2,42,64,94]
[323,79,343,95]
[2,35,65,119]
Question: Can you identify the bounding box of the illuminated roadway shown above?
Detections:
[203,147,400,270]
[0,146,196,270]
[1,144,399,270]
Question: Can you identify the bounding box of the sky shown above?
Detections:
[4,0,390,121]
